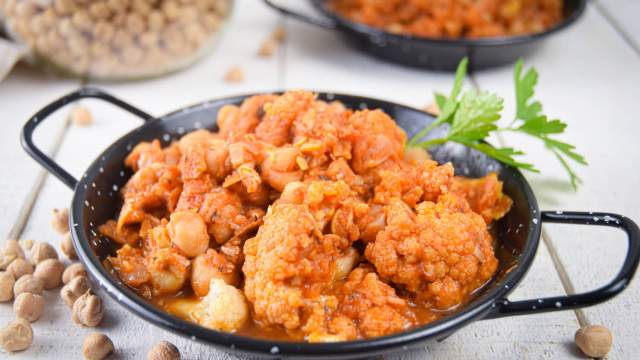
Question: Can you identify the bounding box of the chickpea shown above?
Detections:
[147,340,181,360]
[93,21,115,42]
[67,35,90,57]
[147,249,189,295]
[0,318,33,352]
[61,276,91,308]
[163,27,189,56]
[13,292,45,322]
[575,325,613,358]
[131,0,152,16]
[198,279,248,332]
[88,2,112,21]
[106,0,127,14]
[191,249,238,297]
[178,6,199,23]
[53,0,75,16]
[272,25,286,42]
[212,0,231,16]
[61,232,77,260]
[0,239,25,269]
[223,67,244,83]
[139,31,160,49]
[147,10,166,31]
[202,13,221,31]
[162,1,181,21]
[57,18,78,36]
[7,258,34,279]
[45,29,66,51]
[83,332,114,360]
[29,14,48,34]
[112,29,134,49]
[62,262,86,284]
[32,241,58,264]
[0,271,15,302]
[184,23,208,47]
[14,1,36,17]
[167,211,209,258]
[34,258,65,289]
[177,129,212,152]
[70,106,94,126]
[13,274,44,296]
[51,208,70,234]
[258,38,277,58]
[72,290,104,327]
[72,10,93,32]
[126,12,146,34]
[121,47,144,66]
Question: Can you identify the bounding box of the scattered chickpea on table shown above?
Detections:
[148,340,181,360]
[82,332,114,360]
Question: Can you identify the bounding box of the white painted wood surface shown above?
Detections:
[1,0,639,358]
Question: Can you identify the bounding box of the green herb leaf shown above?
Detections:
[409,58,587,190]
[438,57,468,124]
[449,90,503,141]
[543,137,588,165]
[458,141,539,173]
[514,59,543,122]
[551,148,582,189]
[408,58,468,146]
[434,92,447,111]
[517,116,567,135]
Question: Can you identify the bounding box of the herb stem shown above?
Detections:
[411,137,448,148]
[408,120,444,146]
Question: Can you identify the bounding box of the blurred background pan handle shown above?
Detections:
[263,0,337,30]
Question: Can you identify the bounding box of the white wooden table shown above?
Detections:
[1,0,639,358]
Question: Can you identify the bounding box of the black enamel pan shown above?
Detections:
[21,88,639,359]
[263,0,586,71]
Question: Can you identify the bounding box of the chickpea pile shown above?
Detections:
[1,0,232,79]
[0,207,104,353]
[0,208,183,358]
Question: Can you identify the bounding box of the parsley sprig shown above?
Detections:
[408,58,587,189]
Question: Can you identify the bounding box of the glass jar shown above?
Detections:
[0,0,233,80]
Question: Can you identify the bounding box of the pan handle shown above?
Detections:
[486,211,640,319]
[20,87,154,190]
[263,0,337,30]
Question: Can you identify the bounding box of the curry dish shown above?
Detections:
[328,0,564,39]
[100,91,513,342]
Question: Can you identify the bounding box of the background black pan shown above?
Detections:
[22,88,639,359]
[264,0,586,71]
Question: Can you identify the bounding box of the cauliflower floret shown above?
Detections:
[365,193,498,309]
[277,180,368,235]
[303,267,416,341]
[242,203,353,329]
[372,159,454,207]
[255,90,315,146]
[196,279,248,332]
